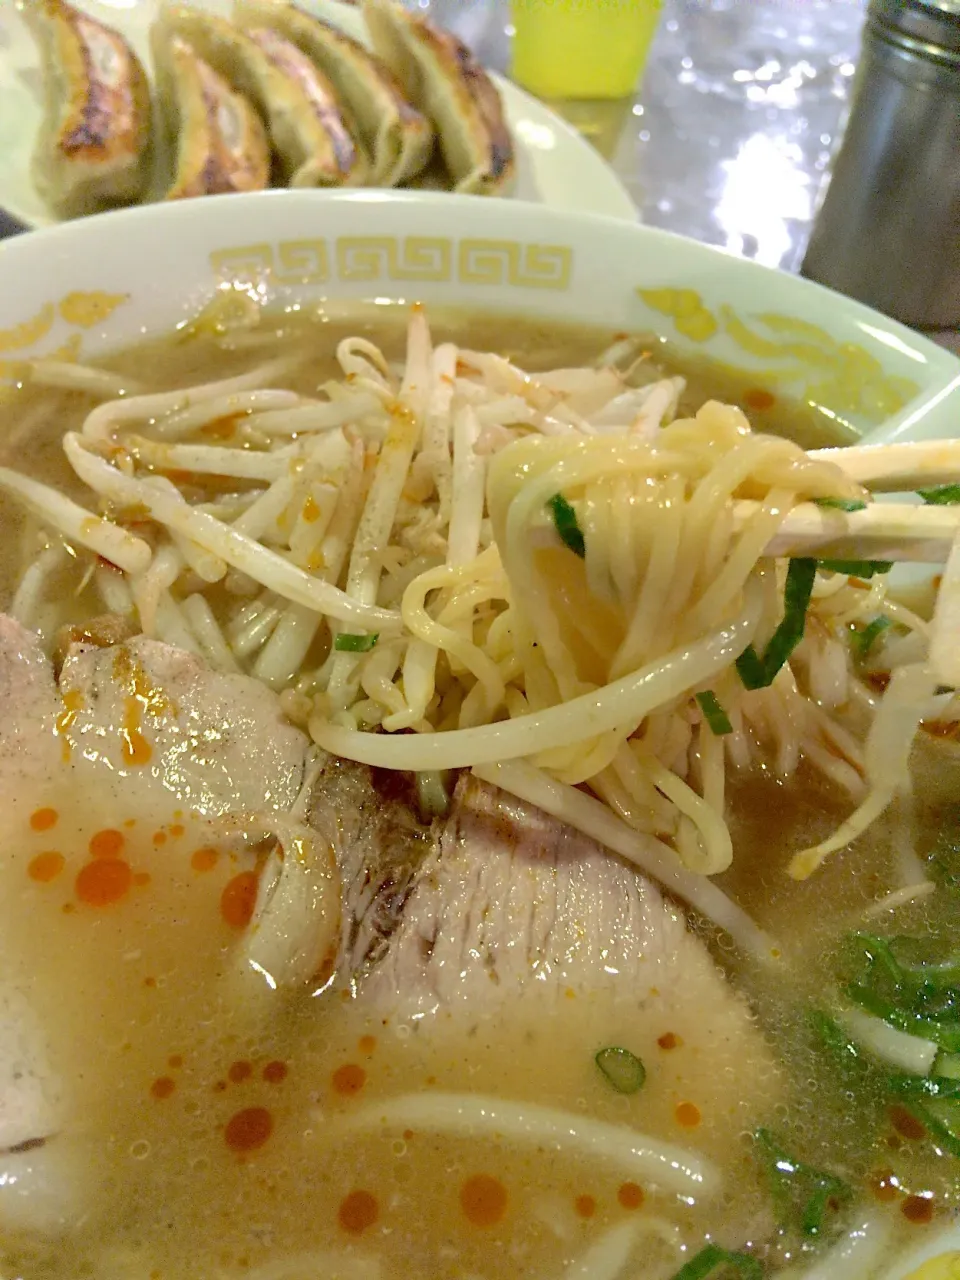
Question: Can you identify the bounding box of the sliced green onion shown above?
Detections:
[834,927,960,1162]
[764,557,817,677]
[919,484,960,505]
[801,1183,846,1236]
[695,691,733,735]
[810,1009,863,1069]
[735,558,817,690]
[903,1098,960,1159]
[754,1129,851,1237]
[853,615,892,661]
[813,497,868,512]
[841,931,960,1051]
[415,771,450,820]
[547,492,585,558]
[846,984,960,1052]
[841,933,906,992]
[935,1050,960,1081]
[668,1244,763,1280]
[334,632,379,652]
[890,1073,960,1101]
[819,559,893,578]
[735,645,768,690]
[889,936,960,987]
[594,1046,646,1094]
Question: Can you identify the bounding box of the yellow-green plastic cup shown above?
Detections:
[510,0,663,101]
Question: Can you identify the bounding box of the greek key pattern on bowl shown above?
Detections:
[209,237,573,291]
[337,237,451,283]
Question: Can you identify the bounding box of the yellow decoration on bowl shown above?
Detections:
[48,333,83,363]
[636,285,920,427]
[58,291,128,328]
[719,306,919,418]
[903,1252,960,1280]
[0,310,88,406]
[0,358,28,384]
[0,303,55,353]
[636,287,718,341]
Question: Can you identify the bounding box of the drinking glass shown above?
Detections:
[510,0,663,100]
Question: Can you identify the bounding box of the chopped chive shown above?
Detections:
[334,632,379,652]
[836,925,960,1165]
[695,691,733,735]
[763,556,817,678]
[846,983,960,1051]
[668,1244,763,1280]
[902,1098,960,1159]
[735,645,768,690]
[594,1046,646,1094]
[853,615,892,661]
[840,931,960,1051]
[888,935,960,987]
[547,493,586,558]
[735,558,817,691]
[809,1009,862,1068]
[800,1183,843,1237]
[754,1129,851,1237]
[813,496,868,512]
[935,1050,960,1081]
[838,931,908,998]
[919,484,960,505]
[819,559,893,578]
[890,1073,960,1101]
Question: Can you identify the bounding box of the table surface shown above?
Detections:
[430,0,959,356]
[436,0,864,271]
[1,0,957,354]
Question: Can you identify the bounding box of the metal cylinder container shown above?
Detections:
[801,0,960,330]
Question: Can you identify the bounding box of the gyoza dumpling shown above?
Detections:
[151,32,271,200]
[156,4,365,188]
[362,0,514,197]
[23,0,152,217]
[243,24,369,185]
[234,0,433,187]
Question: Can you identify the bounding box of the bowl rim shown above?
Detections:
[0,186,956,386]
[4,187,957,446]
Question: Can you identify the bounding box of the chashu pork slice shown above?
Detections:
[0,611,314,828]
[0,621,76,1234]
[0,616,335,1235]
[355,773,782,1192]
[55,626,314,816]
[363,775,761,1026]
[306,755,436,985]
[311,761,780,1125]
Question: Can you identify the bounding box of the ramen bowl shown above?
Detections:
[0,188,957,440]
[0,189,959,1280]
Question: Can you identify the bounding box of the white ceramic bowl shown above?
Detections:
[0,189,958,1280]
[1,189,958,443]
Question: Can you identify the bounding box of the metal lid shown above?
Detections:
[869,0,960,54]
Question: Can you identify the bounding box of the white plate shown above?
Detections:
[0,0,637,229]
